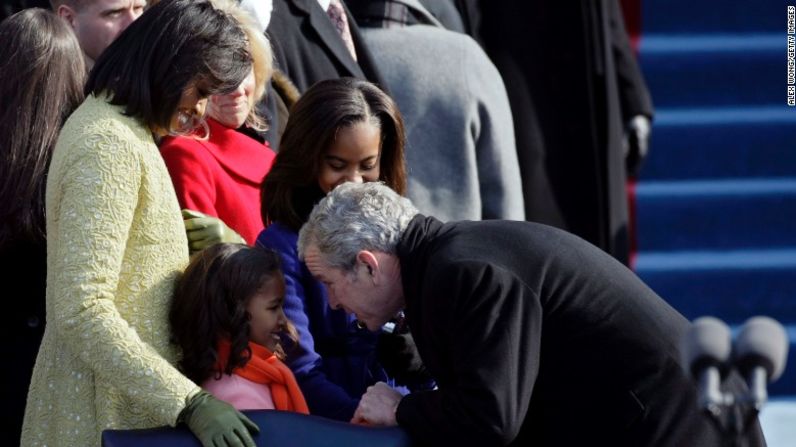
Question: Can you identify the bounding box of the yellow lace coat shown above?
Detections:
[21,96,200,446]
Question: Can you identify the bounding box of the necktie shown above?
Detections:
[326,0,358,61]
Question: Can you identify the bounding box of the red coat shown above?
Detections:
[160,119,275,245]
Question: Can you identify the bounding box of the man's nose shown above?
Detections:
[326,289,341,309]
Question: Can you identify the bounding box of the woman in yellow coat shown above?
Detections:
[21,1,262,446]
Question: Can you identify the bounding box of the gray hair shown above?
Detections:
[297,182,418,271]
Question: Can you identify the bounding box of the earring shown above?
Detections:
[168,110,210,141]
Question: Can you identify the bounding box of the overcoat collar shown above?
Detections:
[287,0,365,78]
[396,215,445,320]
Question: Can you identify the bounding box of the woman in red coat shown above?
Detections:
[160,9,275,247]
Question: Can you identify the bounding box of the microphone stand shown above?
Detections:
[705,387,761,447]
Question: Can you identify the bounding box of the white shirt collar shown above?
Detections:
[317,0,332,12]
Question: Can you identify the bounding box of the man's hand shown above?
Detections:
[182,209,246,254]
[351,382,401,426]
[623,114,652,177]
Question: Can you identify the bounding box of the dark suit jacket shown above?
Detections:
[266,0,387,93]
[395,216,764,446]
[261,0,389,149]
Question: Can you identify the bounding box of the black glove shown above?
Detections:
[376,328,433,387]
[624,115,652,178]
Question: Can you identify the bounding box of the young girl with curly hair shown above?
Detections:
[170,243,308,414]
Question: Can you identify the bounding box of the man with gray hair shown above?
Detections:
[298,182,764,446]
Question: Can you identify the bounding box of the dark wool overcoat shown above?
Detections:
[395,216,764,446]
[265,0,387,94]
[475,0,655,264]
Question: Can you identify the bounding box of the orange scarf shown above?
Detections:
[216,340,309,414]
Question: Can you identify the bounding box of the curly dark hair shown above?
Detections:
[170,243,297,384]
[261,77,407,232]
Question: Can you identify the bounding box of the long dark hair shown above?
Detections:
[170,243,298,384]
[85,0,252,133]
[0,8,85,248]
[261,78,407,232]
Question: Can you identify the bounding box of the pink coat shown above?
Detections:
[202,374,276,411]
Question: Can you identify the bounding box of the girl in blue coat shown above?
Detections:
[257,78,429,421]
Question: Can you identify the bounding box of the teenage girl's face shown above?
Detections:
[318,121,382,194]
[246,277,286,352]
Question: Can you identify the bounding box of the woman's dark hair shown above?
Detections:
[261,78,407,232]
[170,243,298,384]
[0,8,85,248]
[85,0,252,133]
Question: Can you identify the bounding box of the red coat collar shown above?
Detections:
[198,118,273,184]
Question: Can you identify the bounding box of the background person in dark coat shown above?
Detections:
[262,0,388,150]
[456,0,654,265]
[267,0,386,92]
[349,0,525,222]
[296,182,765,447]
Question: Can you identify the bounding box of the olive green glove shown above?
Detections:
[182,209,246,254]
[180,390,259,447]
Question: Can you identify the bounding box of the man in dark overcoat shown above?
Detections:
[456,0,654,264]
[297,182,765,447]
[260,0,388,149]
[265,0,386,93]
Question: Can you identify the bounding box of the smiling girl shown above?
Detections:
[170,243,308,414]
[256,78,416,421]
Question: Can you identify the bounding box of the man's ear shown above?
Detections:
[57,5,77,28]
[356,250,379,283]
